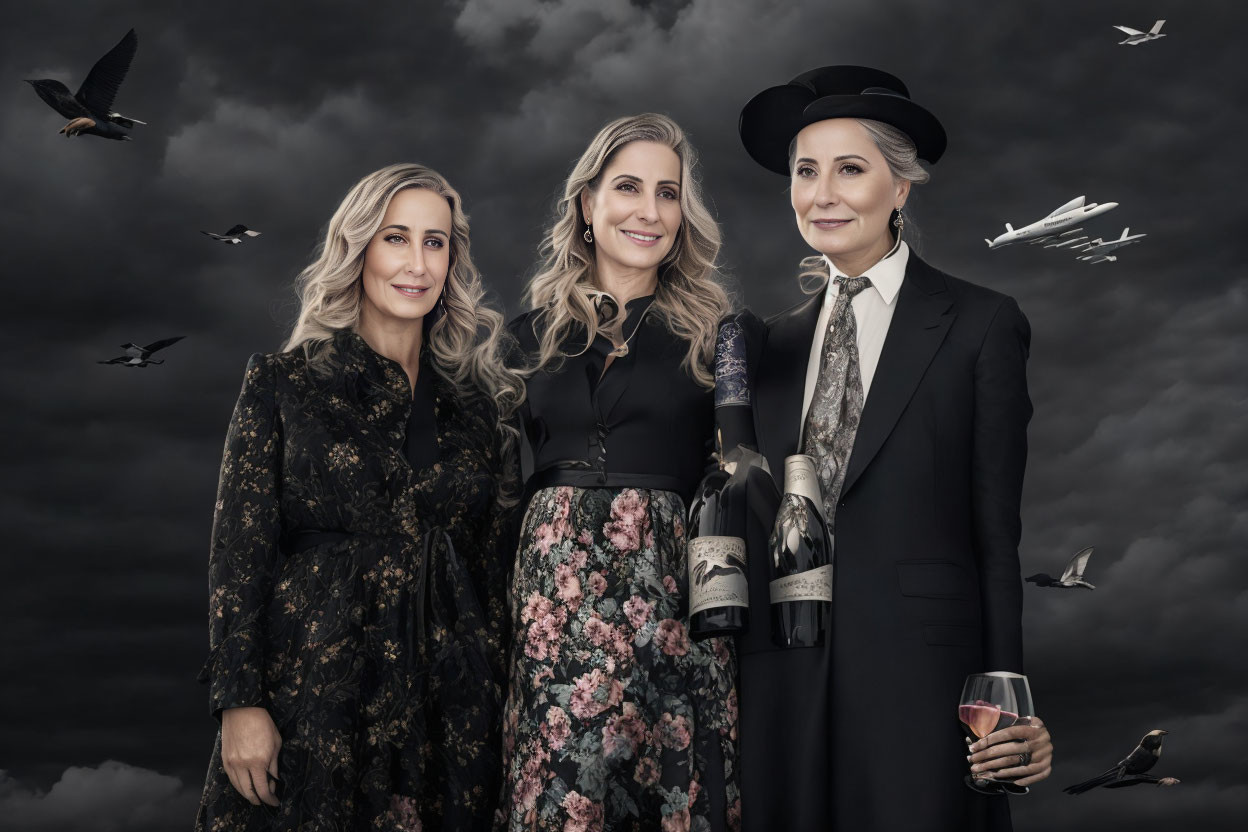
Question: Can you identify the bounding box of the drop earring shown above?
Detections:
[583,223,594,244]
[893,208,905,232]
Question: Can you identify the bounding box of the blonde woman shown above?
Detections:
[195,163,522,831]
[498,115,740,831]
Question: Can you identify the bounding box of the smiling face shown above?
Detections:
[790,119,910,276]
[358,186,452,329]
[580,140,683,285]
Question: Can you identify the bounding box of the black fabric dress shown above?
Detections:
[195,329,514,832]
[496,299,741,832]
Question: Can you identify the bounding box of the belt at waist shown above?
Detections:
[526,468,688,500]
[278,529,414,556]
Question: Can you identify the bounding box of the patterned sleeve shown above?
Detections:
[480,410,523,684]
[197,353,284,718]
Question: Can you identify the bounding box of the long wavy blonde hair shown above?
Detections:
[283,163,524,501]
[522,113,729,387]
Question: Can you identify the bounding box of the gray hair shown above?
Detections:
[790,118,930,291]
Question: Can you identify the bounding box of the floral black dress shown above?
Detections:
[497,301,741,832]
[195,329,514,832]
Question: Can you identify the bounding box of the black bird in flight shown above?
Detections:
[98,336,185,367]
[1064,729,1172,795]
[202,225,262,244]
[691,548,747,587]
[1027,546,1096,589]
[25,28,145,141]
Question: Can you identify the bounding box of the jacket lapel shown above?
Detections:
[840,254,955,497]
[757,293,822,487]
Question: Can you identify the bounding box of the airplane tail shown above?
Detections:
[1005,223,1014,232]
[984,238,994,247]
[1150,19,1165,34]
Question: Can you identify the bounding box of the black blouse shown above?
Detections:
[403,358,440,470]
[508,296,713,503]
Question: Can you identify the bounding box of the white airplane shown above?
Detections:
[1071,228,1148,259]
[1114,20,1166,45]
[985,196,1119,249]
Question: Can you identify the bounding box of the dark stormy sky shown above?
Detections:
[1,1,1244,829]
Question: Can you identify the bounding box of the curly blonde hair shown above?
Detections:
[283,163,524,501]
[522,113,729,387]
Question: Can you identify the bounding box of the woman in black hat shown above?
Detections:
[732,66,1053,831]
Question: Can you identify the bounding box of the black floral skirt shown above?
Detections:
[496,487,741,832]
[196,532,502,831]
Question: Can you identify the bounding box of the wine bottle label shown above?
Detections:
[769,564,834,603]
[714,319,750,407]
[688,536,749,616]
[782,455,824,508]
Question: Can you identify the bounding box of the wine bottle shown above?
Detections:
[687,452,749,640]
[768,454,833,648]
[686,318,756,640]
[713,316,757,456]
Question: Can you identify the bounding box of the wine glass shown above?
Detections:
[958,672,1034,795]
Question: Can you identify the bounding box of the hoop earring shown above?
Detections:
[583,224,594,244]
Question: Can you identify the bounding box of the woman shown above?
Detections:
[195,163,523,831]
[732,66,1054,831]
[497,114,741,831]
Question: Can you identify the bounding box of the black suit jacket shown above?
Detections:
[736,252,1031,832]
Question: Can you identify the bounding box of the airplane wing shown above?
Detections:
[224,224,249,236]
[1150,20,1166,34]
[1060,547,1095,583]
[1047,196,1086,218]
[1114,25,1145,36]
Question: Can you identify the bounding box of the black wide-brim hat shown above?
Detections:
[739,65,946,174]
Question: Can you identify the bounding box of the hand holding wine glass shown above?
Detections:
[958,672,1053,794]
[968,716,1053,788]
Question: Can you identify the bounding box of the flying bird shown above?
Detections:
[691,547,748,587]
[1026,546,1096,589]
[202,225,262,244]
[98,336,185,367]
[25,29,145,141]
[1063,729,1170,795]
[1114,20,1167,46]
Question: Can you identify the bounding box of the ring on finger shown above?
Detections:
[1017,751,1032,767]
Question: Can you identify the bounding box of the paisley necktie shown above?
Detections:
[801,275,872,525]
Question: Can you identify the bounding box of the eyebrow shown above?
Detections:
[380,224,449,237]
[794,154,870,165]
[610,174,681,188]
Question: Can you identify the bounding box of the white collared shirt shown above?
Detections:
[799,242,909,434]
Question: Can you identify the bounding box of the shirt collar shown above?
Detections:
[823,241,909,306]
[333,328,420,402]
